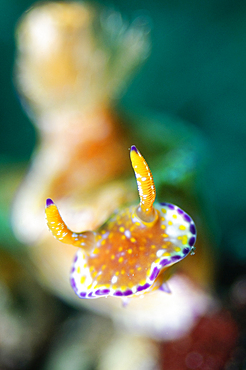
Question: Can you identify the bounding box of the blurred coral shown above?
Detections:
[12,0,152,245]
[15,1,150,117]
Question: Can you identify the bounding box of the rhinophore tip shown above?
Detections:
[46,198,54,208]
[130,145,138,153]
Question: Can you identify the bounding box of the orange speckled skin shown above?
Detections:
[91,208,176,290]
[70,202,196,299]
[45,146,196,300]
[46,200,196,299]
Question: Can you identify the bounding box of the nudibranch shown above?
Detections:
[45,146,196,301]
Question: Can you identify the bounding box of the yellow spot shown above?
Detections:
[156,258,161,263]
[164,252,170,256]
[121,269,125,275]
[130,269,135,274]
[97,235,102,240]
[77,266,81,273]
[147,268,151,276]
[140,279,146,285]
[118,256,124,263]
[83,263,87,268]
[128,281,134,288]
[139,246,145,251]
[101,240,106,245]
[109,233,113,239]
[102,230,106,234]
[130,237,136,243]
[112,285,117,290]
[172,214,178,219]
[162,208,167,213]
[111,255,115,260]
[137,266,142,271]
[174,247,181,252]
[89,266,94,272]
[93,248,100,254]
[97,275,102,281]
[87,283,92,289]
[179,225,186,230]
[102,265,106,270]
[161,225,166,229]
[118,246,123,252]
[119,226,125,232]
[92,271,97,278]
[162,233,169,238]
[115,271,119,276]
[136,222,141,226]
[182,235,188,245]
[127,249,133,254]
[168,221,173,225]
[161,217,165,221]
[151,245,156,249]
[80,276,86,284]
[121,235,126,240]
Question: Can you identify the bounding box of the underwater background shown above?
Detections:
[2,0,246,267]
[0,0,246,369]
